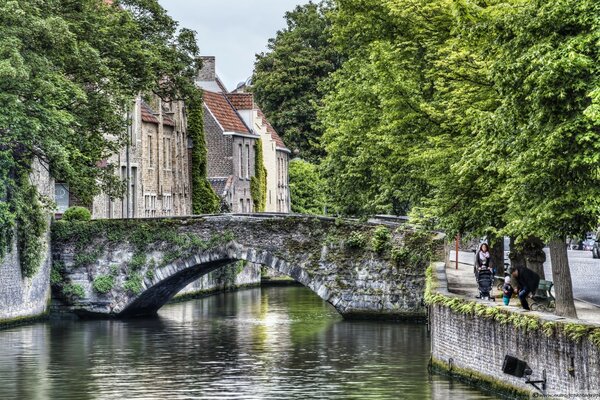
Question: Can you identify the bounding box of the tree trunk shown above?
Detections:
[490,237,505,276]
[508,237,526,270]
[549,238,577,318]
[523,236,546,280]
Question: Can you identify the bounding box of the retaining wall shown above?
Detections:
[0,159,53,325]
[429,262,600,399]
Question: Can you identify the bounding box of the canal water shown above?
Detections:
[0,286,496,399]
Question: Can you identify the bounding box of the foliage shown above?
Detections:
[251,139,268,212]
[62,207,91,222]
[93,275,115,294]
[62,283,85,300]
[0,0,202,268]
[189,94,221,214]
[345,231,366,249]
[129,252,147,271]
[252,1,341,161]
[288,159,326,215]
[371,226,391,253]
[123,272,143,295]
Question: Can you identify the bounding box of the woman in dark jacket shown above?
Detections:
[511,267,540,310]
[474,243,492,271]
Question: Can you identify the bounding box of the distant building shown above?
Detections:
[55,95,192,219]
[197,56,290,213]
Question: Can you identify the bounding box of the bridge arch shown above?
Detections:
[120,242,335,317]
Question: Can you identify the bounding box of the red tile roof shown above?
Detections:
[203,91,250,134]
[162,112,175,127]
[141,101,159,124]
[226,93,254,110]
[258,109,288,150]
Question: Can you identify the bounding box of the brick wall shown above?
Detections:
[430,263,600,398]
[204,107,233,177]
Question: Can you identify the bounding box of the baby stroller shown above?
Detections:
[475,266,494,301]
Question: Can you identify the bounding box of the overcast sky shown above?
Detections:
[157,0,310,91]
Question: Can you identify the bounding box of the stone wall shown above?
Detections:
[175,261,261,299]
[51,215,431,319]
[429,263,600,398]
[0,159,53,324]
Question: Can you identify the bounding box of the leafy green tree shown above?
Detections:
[252,1,341,162]
[289,159,326,215]
[0,0,201,274]
[251,140,268,212]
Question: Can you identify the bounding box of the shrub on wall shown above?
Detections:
[251,139,267,212]
[62,206,91,222]
[93,275,115,294]
[189,93,220,214]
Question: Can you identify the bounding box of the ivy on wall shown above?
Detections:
[251,139,267,212]
[0,165,48,278]
[189,93,221,214]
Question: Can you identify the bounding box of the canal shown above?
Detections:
[0,286,496,399]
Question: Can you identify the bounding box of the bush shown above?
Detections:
[123,272,143,295]
[93,275,115,294]
[346,231,366,249]
[63,283,85,299]
[371,226,391,253]
[62,207,91,222]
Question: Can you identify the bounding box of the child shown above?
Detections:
[502,276,513,306]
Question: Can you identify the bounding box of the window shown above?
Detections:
[144,194,157,217]
[247,199,252,213]
[245,144,250,179]
[239,144,243,178]
[163,194,172,214]
[240,199,245,213]
[55,183,69,214]
[147,135,153,167]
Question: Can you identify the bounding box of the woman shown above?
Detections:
[475,243,492,271]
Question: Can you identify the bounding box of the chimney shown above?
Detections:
[198,56,216,81]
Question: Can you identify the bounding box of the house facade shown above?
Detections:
[55,95,192,219]
[198,56,291,213]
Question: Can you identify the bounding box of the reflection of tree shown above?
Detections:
[0,287,493,399]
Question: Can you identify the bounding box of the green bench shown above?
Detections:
[531,279,555,311]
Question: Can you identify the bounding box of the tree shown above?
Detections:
[289,159,326,215]
[0,0,202,275]
[252,1,341,162]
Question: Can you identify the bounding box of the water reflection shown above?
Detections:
[0,286,495,399]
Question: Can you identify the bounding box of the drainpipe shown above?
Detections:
[126,107,132,219]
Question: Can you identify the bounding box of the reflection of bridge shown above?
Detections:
[51,214,431,319]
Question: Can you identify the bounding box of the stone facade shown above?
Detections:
[0,158,53,323]
[429,262,600,398]
[57,95,192,219]
[52,215,427,319]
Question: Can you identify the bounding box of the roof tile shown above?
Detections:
[203,91,250,134]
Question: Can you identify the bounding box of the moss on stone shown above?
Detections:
[430,357,531,399]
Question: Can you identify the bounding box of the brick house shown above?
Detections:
[197,56,291,213]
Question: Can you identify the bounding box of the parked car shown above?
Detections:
[582,239,595,251]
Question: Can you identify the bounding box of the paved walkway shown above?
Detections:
[446,251,600,324]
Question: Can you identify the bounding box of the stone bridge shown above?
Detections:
[51,214,437,320]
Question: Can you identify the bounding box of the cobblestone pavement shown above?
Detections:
[448,250,600,323]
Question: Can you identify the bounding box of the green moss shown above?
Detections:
[129,252,146,271]
[371,226,391,253]
[93,275,115,294]
[430,357,530,399]
[346,231,366,249]
[63,283,85,299]
[123,272,143,295]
